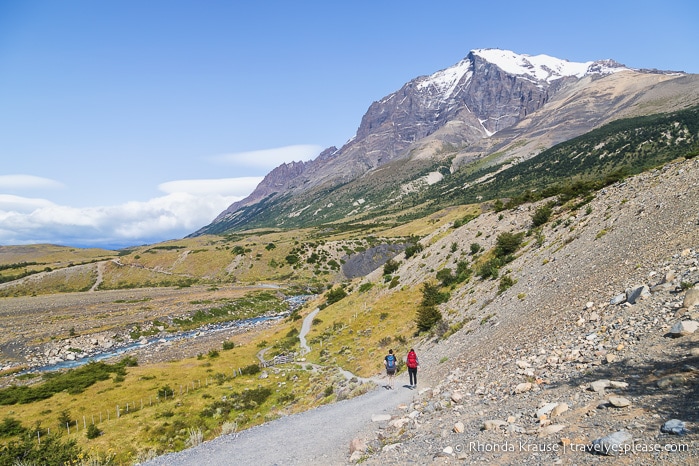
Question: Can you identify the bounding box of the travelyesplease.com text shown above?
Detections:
[458,440,690,455]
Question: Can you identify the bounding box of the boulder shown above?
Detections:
[591,430,632,456]
[626,285,651,304]
[482,420,508,431]
[608,396,632,408]
[389,418,409,429]
[610,294,626,305]
[551,403,569,417]
[371,414,391,422]
[661,419,688,436]
[513,382,533,394]
[589,379,611,392]
[538,424,566,437]
[349,438,366,454]
[669,320,699,336]
[683,287,699,309]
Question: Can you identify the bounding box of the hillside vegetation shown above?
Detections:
[198,105,699,232]
[0,108,698,465]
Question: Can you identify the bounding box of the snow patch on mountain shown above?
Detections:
[416,59,472,99]
[413,48,630,103]
[473,48,629,82]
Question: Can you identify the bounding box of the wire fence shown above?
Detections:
[29,359,287,444]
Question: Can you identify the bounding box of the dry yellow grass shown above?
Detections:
[0,210,459,461]
[0,329,315,463]
[303,283,421,378]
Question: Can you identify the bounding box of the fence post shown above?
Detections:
[83,416,86,429]
[67,422,70,435]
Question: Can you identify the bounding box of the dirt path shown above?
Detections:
[299,307,319,354]
[144,304,421,465]
[144,378,416,466]
[89,260,107,292]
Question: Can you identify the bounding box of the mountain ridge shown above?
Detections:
[193,48,698,237]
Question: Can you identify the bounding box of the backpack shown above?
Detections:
[386,354,396,370]
[407,351,418,369]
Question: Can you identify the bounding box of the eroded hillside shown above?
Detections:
[347,158,699,464]
[0,158,697,465]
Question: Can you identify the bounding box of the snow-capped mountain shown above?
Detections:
[191,49,697,236]
[471,48,628,82]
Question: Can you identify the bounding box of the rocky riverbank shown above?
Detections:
[0,287,312,382]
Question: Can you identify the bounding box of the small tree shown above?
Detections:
[531,204,553,227]
[58,410,72,430]
[415,305,442,333]
[415,282,444,332]
[325,286,347,305]
[436,268,456,287]
[383,259,399,275]
[86,424,102,439]
[404,243,423,259]
[0,417,26,437]
[495,232,524,258]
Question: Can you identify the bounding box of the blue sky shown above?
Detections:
[1,1,697,249]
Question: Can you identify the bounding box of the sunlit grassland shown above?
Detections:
[0,244,117,269]
[97,261,194,290]
[375,204,482,239]
[0,332,316,463]
[304,284,421,378]
[0,263,98,297]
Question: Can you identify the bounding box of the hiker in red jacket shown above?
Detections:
[406,348,419,389]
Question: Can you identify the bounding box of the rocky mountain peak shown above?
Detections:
[193,49,696,236]
[471,48,629,82]
[202,156,318,228]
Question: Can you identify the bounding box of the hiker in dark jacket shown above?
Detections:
[406,348,419,388]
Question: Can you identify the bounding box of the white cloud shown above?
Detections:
[0,194,56,213]
[211,144,322,170]
[0,163,281,248]
[0,174,64,190]
[158,177,263,196]
[0,192,242,249]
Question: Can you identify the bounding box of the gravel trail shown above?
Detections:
[299,307,319,355]
[144,300,419,465]
[143,382,416,466]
